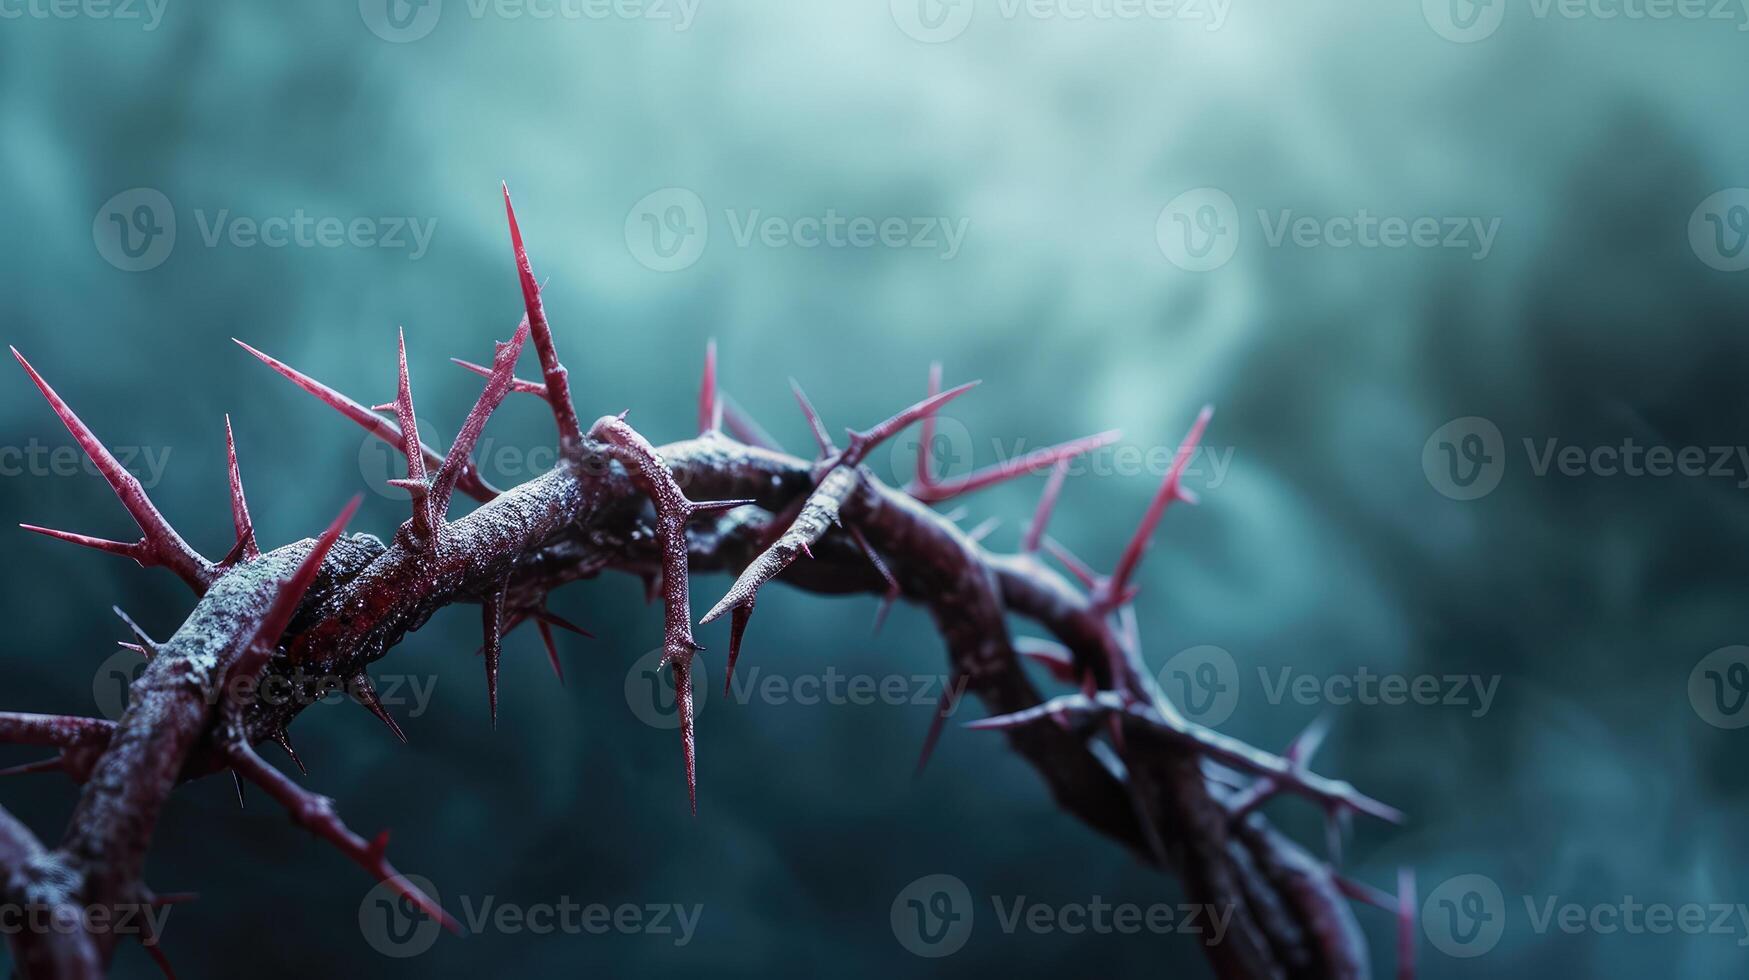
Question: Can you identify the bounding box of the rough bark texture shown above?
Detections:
[0,190,1411,979]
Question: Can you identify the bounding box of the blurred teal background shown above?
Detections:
[5,1,1749,976]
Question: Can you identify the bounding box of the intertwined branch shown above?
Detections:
[1,188,1414,980]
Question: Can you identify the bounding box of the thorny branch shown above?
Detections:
[0,188,1414,980]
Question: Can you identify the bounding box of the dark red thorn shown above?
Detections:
[141,938,177,980]
[502,183,584,453]
[223,415,260,563]
[966,516,1001,543]
[914,675,966,778]
[0,757,65,778]
[350,672,408,744]
[723,600,753,696]
[789,379,836,457]
[431,317,531,520]
[699,339,719,435]
[482,587,506,729]
[531,607,592,638]
[273,731,307,775]
[451,357,550,401]
[226,742,461,934]
[535,620,564,683]
[1023,459,1072,554]
[118,642,149,658]
[841,380,980,470]
[235,339,499,503]
[915,361,942,488]
[847,526,899,636]
[388,329,436,544]
[911,429,1121,504]
[227,497,362,693]
[1015,637,1078,684]
[720,395,782,453]
[672,653,699,817]
[12,347,213,591]
[1099,405,1212,609]
[18,524,146,562]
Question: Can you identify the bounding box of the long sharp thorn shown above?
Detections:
[451,358,550,401]
[1102,405,1212,607]
[351,672,408,744]
[1023,459,1072,554]
[231,771,247,808]
[227,497,362,691]
[723,600,753,696]
[966,516,1001,543]
[912,429,1121,504]
[673,653,698,817]
[844,380,980,468]
[502,183,583,451]
[431,318,531,519]
[227,743,461,934]
[223,415,259,562]
[848,526,899,636]
[1042,536,1102,591]
[0,757,65,778]
[1015,637,1078,684]
[234,339,499,502]
[721,395,783,453]
[698,339,719,435]
[531,606,592,638]
[914,676,965,778]
[142,939,176,980]
[388,329,436,543]
[12,348,212,590]
[915,362,942,489]
[536,620,564,683]
[483,588,506,728]
[273,731,307,775]
[19,524,144,562]
[686,498,756,517]
[789,379,836,457]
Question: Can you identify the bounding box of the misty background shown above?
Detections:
[3,1,1749,976]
